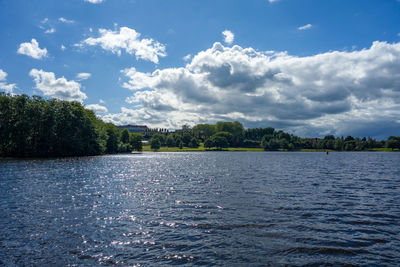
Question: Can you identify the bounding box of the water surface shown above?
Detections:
[1,152,399,266]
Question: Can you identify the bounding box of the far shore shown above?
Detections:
[141,145,399,153]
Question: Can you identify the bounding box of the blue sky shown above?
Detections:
[1,0,400,139]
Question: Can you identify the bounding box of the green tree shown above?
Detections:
[261,134,274,149]
[0,94,103,157]
[386,136,400,151]
[152,133,166,146]
[166,135,175,147]
[150,137,161,151]
[120,129,130,144]
[204,138,214,149]
[188,137,199,148]
[212,131,233,146]
[105,123,119,154]
[216,121,244,147]
[182,132,192,146]
[334,138,344,151]
[130,133,143,151]
[212,136,229,149]
[175,136,182,147]
[192,124,216,140]
[263,138,280,151]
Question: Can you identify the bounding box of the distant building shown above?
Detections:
[117,125,149,134]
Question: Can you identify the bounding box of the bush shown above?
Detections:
[242,139,260,148]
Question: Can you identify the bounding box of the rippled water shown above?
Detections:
[1,152,399,266]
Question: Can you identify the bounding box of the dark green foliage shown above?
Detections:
[188,137,199,148]
[152,133,166,146]
[204,138,214,149]
[182,132,192,146]
[212,136,229,149]
[178,141,183,149]
[150,137,161,151]
[0,94,104,157]
[386,136,400,150]
[105,123,119,154]
[263,138,280,151]
[212,132,233,146]
[166,135,175,147]
[261,134,273,149]
[242,139,260,148]
[130,133,143,151]
[277,130,290,141]
[175,136,182,147]
[120,129,130,144]
[192,124,216,141]
[245,127,274,141]
[216,121,244,146]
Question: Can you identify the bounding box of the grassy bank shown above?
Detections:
[142,145,264,152]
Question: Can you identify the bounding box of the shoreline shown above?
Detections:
[141,146,399,153]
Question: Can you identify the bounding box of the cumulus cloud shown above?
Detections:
[58,17,75,23]
[86,104,108,113]
[76,72,91,80]
[29,69,87,102]
[17,39,48,59]
[222,30,234,44]
[79,26,166,64]
[298,24,312,30]
[111,41,400,138]
[84,0,104,3]
[61,45,66,51]
[0,69,17,94]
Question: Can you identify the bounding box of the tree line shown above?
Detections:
[149,121,400,151]
[1,93,399,157]
[0,94,142,157]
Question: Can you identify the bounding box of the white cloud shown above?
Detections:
[76,72,92,80]
[0,69,17,94]
[298,24,312,30]
[58,17,75,24]
[269,0,279,2]
[84,0,104,3]
[99,99,105,104]
[86,104,108,113]
[183,54,192,61]
[17,39,48,59]
[45,28,56,34]
[61,45,66,51]
[113,41,400,138]
[29,69,87,102]
[222,30,234,44]
[40,17,56,34]
[79,26,166,63]
[0,69,7,81]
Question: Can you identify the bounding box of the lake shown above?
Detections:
[1,152,399,266]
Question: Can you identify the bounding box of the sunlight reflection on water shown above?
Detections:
[0,152,400,266]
